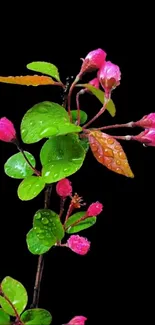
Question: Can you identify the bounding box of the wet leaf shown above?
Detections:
[33,209,64,247]
[41,134,85,183]
[26,229,51,255]
[21,101,82,144]
[17,176,45,201]
[4,151,36,179]
[88,130,134,177]
[65,211,96,233]
[0,75,55,86]
[0,309,10,325]
[27,61,60,81]
[21,308,52,325]
[0,277,28,316]
[78,84,116,117]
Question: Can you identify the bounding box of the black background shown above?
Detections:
[0,11,152,324]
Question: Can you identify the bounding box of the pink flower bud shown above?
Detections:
[67,235,90,255]
[67,316,87,325]
[56,178,72,197]
[87,201,103,216]
[98,61,121,97]
[79,48,107,77]
[0,117,16,142]
[133,128,155,146]
[89,77,100,88]
[134,113,155,129]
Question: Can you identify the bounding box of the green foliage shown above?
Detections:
[80,84,116,117]
[21,308,52,325]
[17,176,45,201]
[65,212,96,233]
[21,101,82,144]
[27,61,60,81]
[26,229,51,255]
[0,309,10,325]
[41,134,86,183]
[71,110,88,125]
[32,209,64,247]
[0,277,28,316]
[4,152,36,179]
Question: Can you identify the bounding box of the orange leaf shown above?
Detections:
[88,130,134,178]
[0,75,55,86]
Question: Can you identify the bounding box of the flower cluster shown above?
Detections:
[132,113,155,147]
[56,178,103,256]
[78,48,121,98]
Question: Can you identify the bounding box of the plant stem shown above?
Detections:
[76,91,81,125]
[82,103,107,129]
[112,135,132,140]
[17,146,41,176]
[64,201,74,223]
[64,213,88,230]
[31,184,52,308]
[0,288,24,324]
[95,121,134,131]
[59,197,66,218]
[67,76,80,121]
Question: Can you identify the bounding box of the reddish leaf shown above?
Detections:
[88,130,134,178]
[0,75,55,86]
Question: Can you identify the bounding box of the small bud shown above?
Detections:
[98,61,121,97]
[87,201,103,216]
[0,117,16,142]
[66,316,87,325]
[89,77,100,88]
[79,48,107,77]
[67,235,90,255]
[134,113,155,129]
[56,178,72,197]
[133,128,155,146]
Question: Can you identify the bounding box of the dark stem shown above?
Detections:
[67,76,80,121]
[76,91,81,125]
[17,146,41,176]
[64,213,88,230]
[59,197,66,218]
[112,135,132,140]
[0,288,24,324]
[64,201,74,223]
[31,185,52,308]
[82,103,106,129]
[95,121,134,131]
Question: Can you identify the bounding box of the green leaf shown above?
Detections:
[27,61,60,81]
[80,138,89,153]
[80,84,116,117]
[21,101,82,144]
[41,134,85,183]
[33,209,64,247]
[26,229,51,255]
[0,277,28,316]
[0,309,10,325]
[65,211,96,233]
[21,308,52,325]
[71,110,88,125]
[4,151,36,179]
[17,176,45,201]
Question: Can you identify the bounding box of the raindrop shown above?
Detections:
[53,173,58,178]
[35,212,41,220]
[42,217,49,225]
[45,171,50,177]
[37,234,45,239]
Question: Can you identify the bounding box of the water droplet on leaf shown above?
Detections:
[42,217,49,224]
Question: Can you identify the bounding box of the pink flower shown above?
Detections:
[89,77,100,89]
[0,117,16,142]
[56,178,72,197]
[98,61,121,97]
[67,235,90,255]
[66,316,87,325]
[79,48,107,77]
[134,113,155,129]
[87,201,103,216]
[133,128,155,146]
